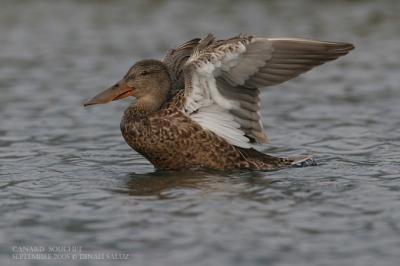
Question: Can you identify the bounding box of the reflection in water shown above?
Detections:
[118,170,271,198]
[122,171,217,197]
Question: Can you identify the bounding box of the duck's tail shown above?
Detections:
[237,148,316,170]
[289,154,316,167]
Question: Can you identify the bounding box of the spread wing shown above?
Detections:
[182,34,354,148]
[162,37,201,94]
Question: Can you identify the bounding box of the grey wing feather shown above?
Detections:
[246,38,354,87]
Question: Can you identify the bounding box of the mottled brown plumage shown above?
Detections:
[84,34,354,171]
[120,91,293,170]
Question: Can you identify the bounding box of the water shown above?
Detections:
[1,0,400,265]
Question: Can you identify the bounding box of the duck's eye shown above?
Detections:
[140,70,150,76]
[126,75,135,82]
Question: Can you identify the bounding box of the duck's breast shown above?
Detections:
[120,105,245,170]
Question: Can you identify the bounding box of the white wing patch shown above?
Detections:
[183,37,259,148]
[185,60,251,148]
[190,104,251,148]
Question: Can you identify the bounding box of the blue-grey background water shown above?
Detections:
[1,0,400,265]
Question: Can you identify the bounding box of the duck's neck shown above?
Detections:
[136,94,167,114]
[125,91,169,119]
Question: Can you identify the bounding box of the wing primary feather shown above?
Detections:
[182,34,354,147]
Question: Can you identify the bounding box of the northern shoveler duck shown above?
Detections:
[84,34,354,171]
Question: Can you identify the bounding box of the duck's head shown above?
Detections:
[83,60,171,108]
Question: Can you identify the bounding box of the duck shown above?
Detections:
[83,34,354,171]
